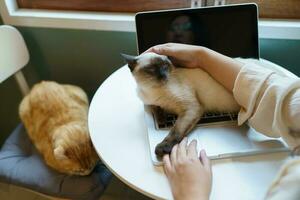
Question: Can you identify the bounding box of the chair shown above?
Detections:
[0,25,112,199]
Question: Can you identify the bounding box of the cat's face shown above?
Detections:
[121,52,174,84]
[53,123,99,175]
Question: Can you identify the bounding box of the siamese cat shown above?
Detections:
[122,52,240,158]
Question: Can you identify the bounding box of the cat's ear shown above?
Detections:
[54,146,68,160]
[120,53,137,72]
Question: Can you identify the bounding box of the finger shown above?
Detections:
[170,144,178,165]
[177,137,188,160]
[187,139,198,159]
[154,45,176,57]
[143,44,167,54]
[200,149,211,173]
[143,46,155,54]
[163,154,172,175]
[143,43,167,53]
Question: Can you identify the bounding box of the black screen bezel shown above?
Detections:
[135,4,259,58]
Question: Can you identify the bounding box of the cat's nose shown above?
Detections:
[157,66,168,80]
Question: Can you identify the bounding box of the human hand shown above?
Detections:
[145,43,204,68]
[163,138,212,200]
[146,42,242,92]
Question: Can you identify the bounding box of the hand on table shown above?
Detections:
[163,138,212,200]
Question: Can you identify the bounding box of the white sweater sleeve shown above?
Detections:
[232,63,300,200]
[233,63,300,148]
[265,158,300,200]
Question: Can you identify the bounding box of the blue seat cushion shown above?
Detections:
[0,124,111,200]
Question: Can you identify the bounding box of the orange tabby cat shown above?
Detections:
[19,81,99,175]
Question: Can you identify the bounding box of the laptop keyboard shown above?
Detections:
[154,111,238,130]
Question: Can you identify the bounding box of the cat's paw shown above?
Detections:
[155,140,175,158]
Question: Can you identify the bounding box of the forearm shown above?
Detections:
[198,47,243,91]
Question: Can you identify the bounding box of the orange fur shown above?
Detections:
[19,81,99,175]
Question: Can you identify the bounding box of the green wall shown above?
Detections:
[260,39,300,76]
[0,27,137,145]
[0,24,300,145]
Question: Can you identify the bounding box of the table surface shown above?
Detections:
[88,62,293,200]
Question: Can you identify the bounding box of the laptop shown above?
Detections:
[135,4,289,165]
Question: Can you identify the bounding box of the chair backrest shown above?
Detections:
[0,25,29,83]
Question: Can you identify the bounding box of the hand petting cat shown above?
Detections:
[145,43,204,69]
[146,42,243,91]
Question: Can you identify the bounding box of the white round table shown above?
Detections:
[88,61,294,200]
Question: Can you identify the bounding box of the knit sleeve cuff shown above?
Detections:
[233,64,274,125]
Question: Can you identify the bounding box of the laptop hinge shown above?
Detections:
[214,0,226,6]
[191,0,226,7]
[191,0,205,8]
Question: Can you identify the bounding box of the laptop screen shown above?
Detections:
[136,4,259,58]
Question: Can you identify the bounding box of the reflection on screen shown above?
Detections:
[166,15,196,44]
[136,5,259,58]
